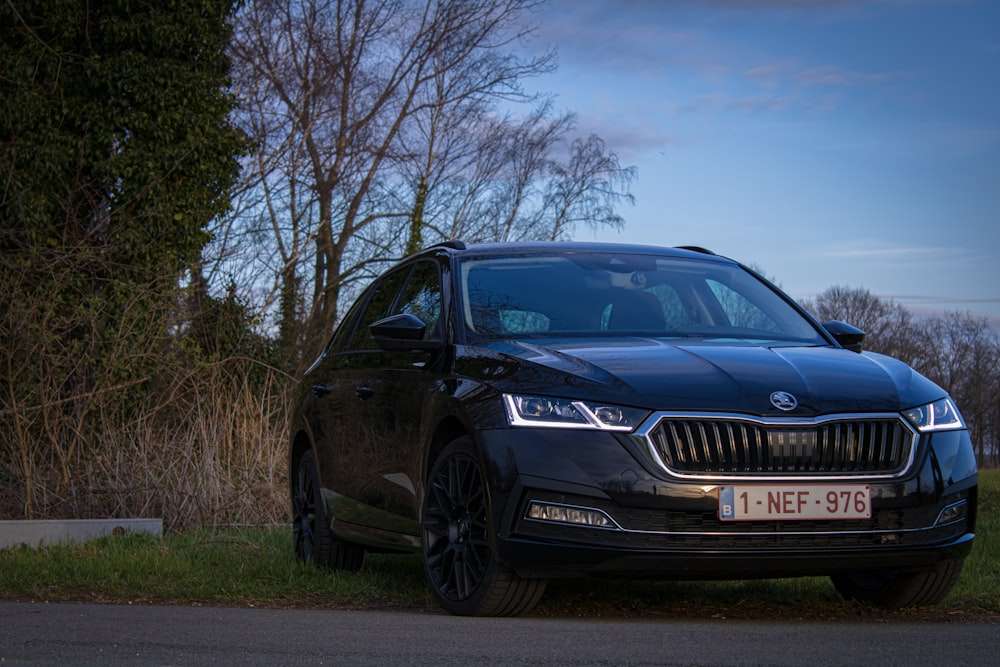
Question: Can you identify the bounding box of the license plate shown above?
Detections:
[719,484,871,521]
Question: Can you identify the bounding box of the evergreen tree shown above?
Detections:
[0,0,249,518]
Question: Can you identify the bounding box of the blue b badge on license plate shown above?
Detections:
[719,485,735,520]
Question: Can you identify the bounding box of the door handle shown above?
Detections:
[355,386,375,401]
[311,384,332,397]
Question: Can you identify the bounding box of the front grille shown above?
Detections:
[644,414,916,477]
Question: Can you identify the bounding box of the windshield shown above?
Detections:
[458,252,826,345]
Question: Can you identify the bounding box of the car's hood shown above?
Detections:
[473,338,944,416]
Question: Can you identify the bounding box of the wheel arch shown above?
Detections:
[289,428,314,498]
[425,416,471,482]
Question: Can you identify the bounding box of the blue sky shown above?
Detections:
[525,0,999,326]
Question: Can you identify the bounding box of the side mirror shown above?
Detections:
[821,320,865,353]
[371,313,442,352]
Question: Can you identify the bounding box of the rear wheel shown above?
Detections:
[291,449,364,571]
[831,559,965,608]
[421,437,547,616]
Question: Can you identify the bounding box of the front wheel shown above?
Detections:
[831,559,965,608]
[421,437,547,616]
[291,449,364,571]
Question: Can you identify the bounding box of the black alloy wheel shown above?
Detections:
[292,448,363,571]
[421,437,546,616]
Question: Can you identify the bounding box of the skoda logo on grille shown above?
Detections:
[770,391,798,411]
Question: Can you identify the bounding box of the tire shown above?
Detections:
[831,559,965,608]
[421,437,547,616]
[291,449,364,571]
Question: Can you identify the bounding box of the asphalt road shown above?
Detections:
[1,601,997,666]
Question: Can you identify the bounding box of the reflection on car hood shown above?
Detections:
[479,338,943,416]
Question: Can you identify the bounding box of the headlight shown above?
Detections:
[903,397,965,432]
[503,394,648,432]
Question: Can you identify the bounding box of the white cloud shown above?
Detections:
[820,243,973,261]
[794,65,894,87]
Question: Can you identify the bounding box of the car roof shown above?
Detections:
[414,240,735,264]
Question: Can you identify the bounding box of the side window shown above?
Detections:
[346,268,410,352]
[707,279,778,332]
[392,261,442,340]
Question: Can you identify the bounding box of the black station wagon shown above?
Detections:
[289,242,977,616]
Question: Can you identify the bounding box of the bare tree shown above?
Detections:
[804,286,919,360]
[910,312,999,464]
[225,0,545,362]
[223,0,636,367]
[805,287,1000,465]
[543,134,636,241]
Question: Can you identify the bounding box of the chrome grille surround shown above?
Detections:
[635,412,919,481]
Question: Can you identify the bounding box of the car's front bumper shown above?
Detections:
[477,426,977,579]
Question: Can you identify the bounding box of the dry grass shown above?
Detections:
[1,355,290,531]
[88,360,291,531]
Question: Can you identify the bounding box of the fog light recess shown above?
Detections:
[526,501,618,529]
[935,500,968,526]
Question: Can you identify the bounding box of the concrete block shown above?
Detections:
[0,519,163,549]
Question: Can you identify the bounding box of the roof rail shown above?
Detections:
[430,240,467,251]
[674,245,715,255]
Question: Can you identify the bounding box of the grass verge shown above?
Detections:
[2,470,998,622]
